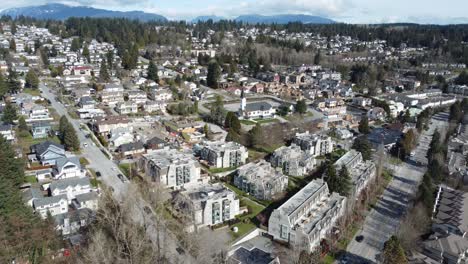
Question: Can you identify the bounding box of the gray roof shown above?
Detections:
[49,177,90,192]
[75,192,98,203]
[228,247,276,264]
[119,141,145,152]
[55,156,81,170]
[31,141,64,155]
[54,207,95,226]
[33,194,67,208]
[22,187,43,201]
[245,102,273,112]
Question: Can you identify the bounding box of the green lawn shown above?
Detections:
[208,167,237,174]
[224,183,272,207]
[253,118,279,124]
[79,157,90,166]
[118,163,134,177]
[23,88,41,96]
[17,133,61,155]
[230,197,266,240]
[240,119,256,125]
[25,175,38,184]
[322,254,336,264]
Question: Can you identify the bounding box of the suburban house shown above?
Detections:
[93,116,130,135]
[171,183,240,229]
[333,150,376,197]
[127,90,148,104]
[52,156,86,180]
[234,160,288,200]
[30,141,66,166]
[54,208,95,236]
[0,123,15,141]
[148,89,173,101]
[118,141,146,157]
[270,144,316,177]
[144,100,167,113]
[31,122,51,139]
[33,194,68,218]
[139,148,201,189]
[49,177,93,204]
[116,102,138,114]
[109,127,134,148]
[268,179,346,251]
[72,192,99,211]
[292,132,334,157]
[199,141,248,169]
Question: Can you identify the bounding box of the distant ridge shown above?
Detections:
[0,3,168,22]
[192,15,226,23]
[234,14,335,24]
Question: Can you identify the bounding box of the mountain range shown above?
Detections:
[0,3,168,22]
[1,3,336,24]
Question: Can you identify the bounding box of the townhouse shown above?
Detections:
[268,179,346,251]
[270,144,316,177]
[292,131,334,157]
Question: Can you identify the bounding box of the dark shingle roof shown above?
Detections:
[245,102,273,112]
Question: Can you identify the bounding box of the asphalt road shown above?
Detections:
[40,82,196,263]
[340,113,449,264]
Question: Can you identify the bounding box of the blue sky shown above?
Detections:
[2,0,468,24]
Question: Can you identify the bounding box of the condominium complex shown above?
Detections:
[270,144,316,177]
[268,179,346,251]
[234,160,288,200]
[333,150,376,197]
[199,141,248,169]
[292,131,334,157]
[139,148,201,189]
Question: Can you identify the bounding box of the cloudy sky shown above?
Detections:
[2,0,468,24]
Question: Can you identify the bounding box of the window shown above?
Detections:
[280,225,289,240]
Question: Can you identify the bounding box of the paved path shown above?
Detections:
[341,113,449,264]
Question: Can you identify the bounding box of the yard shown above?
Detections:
[253,118,279,124]
[17,132,61,155]
[230,197,266,240]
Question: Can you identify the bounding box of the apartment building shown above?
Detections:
[199,141,248,169]
[268,179,346,251]
[234,160,288,200]
[270,144,316,177]
[333,150,376,197]
[292,131,334,157]
[139,148,201,189]
[171,183,240,228]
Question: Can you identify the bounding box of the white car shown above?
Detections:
[83,143,88,147]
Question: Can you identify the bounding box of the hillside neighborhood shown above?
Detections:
[0,11,467,264]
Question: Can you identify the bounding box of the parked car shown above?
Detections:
[96,171,102,178]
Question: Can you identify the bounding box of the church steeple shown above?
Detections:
[239,87,247,114]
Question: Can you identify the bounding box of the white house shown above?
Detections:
[49,177,92,204]
[33,194,68,219]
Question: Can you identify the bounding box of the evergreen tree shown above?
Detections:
[226,129,242,144]
[63,124,80,151]
[207,60,220,88]
[314,50,321,65]
[147,60,159,82]
[352,136,372,161]
[18,116,28,132]
[99,59,110,82]
[2,103,17,124]
[337,166,352,197]
[106,51,114,70]
[210,95,226,126]
[325,163,339,193]
[0,73,7,98]
[382,236,407,264]
[204,123,210,138]
[295,99,307,114]
[25,70,39,89]
[248,123,264,149]
[82,45,90,62]
[9,39,16,52]
[358,116,371,134]
[71,38,81,52]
